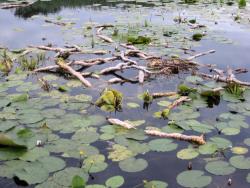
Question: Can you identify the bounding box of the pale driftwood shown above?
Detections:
[29,45,107,56]
[186,50,216,61]
[188,23,206,29]
[0,1,33,9]
[96,27,114,43]
[145,129,206,145]
[212,68,224,77]
[100,63,128,74]
[56,59,92,87]
[107,118,136,129]
[119,51,137,65]
[168,96,191,110]
[33,62,73,72]
[108,78,125,84]
[152,92,178,98]
[197,72,250,86]
[81,72,100,79]
[138,70,144,84]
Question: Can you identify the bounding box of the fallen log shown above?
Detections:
[197,72,250,86]
[107,118,136,129]
[56,59,92,87]
[0,1,33,9]
[168,96,191,110]
[186,50,216,61]
[145,129,206,145]
[152,92,178,98]
[138,70,144,84]
[96,27,114,43]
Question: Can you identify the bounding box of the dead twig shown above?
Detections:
[107,118,136,129]
[152,92,178,98]
[56,59,92,87]
[145,128,206,145]
[186,50,216,61]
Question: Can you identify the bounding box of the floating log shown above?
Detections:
[145,129,206,145]
[107,118,136,129]
[56,59,92,87]
[186,50,216,61]
[152,92,178,98]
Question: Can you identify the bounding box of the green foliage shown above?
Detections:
[141,90,153,104]
[188,19,196,24]
[19,56,39,71]
[225,83,245,96]
[127,36,151,45]
[192,33,203,41]
[178,84,197,96]
[95,88,123,112]
[238,0,246,8]
[0,50,13,74]
[71,175,85,188]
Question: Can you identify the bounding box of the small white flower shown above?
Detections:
[36,140,42,146]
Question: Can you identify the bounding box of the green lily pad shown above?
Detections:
[177,148,199,160]
[177,170,212,188]
[244,138,250,146]
[14,163,49,185]
[82,154,107,173]
[231,147,248,155]
[127,102,140,108]
[119,157,148,172]
[229,155,250,169]
[108,144,134,162]
[209,137,232,149]
[198,142,218,155]
[105,175,124,188]
[0,147,26,160]
[247,173,250,183]
[148,139,178,152]
[37,156,66,173]
[71,175,85,188]
[19,147,49,162]
[144,180,168,188]
[205,161,235,175]
[221,127,240,135]
[53,167,88,187]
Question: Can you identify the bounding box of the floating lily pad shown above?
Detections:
[119,157,148,172]
[198,142,218,155]
[205,161,235,175]
[221,127,240,135]
[82,154,107,173]
[244,138,250,146]
[144,180,168,188]
[177,148,199,160]
[108,144,134,161]
[19,147,49,162]
[177,170,212,188]
[148,139,178,152]
[14,163,49,185]
[105,175,124,188]
[231,147,248,155]
[37,156,66,173]
[229,155,250,169]
[127,102,140,108]
[53,167,89,187]
[209,137,232,149]
[247,173,250,184]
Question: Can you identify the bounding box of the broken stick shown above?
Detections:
[56,59,92,87]
[145,129,206,145]
[107,118,136,129]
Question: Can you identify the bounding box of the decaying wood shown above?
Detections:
[0,1,34,9]
[119,51,137,65]
[96,27,114,43]
[138,70,144,84]
[56,59,92,87]
[33,62,73,72]
[108,78,125,84]
[145,129,206,145]
[197,72,250,86]
[168,96,191,110]
[107,118,136,129]
[186,50,216,61]
[29,45,107,57]
[45,19,70,26]
[81,72,100,79]
[188,23,206,29]
[95,24,114,29]
[152,92,178,98]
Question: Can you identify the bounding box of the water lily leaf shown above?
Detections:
[177,148,199,160]
[82,154,107,173]
[244,138,250,146]
[37,156,66,173]
[205,161,235,175]
[18,113,44,124]
[209,137,232,149]
[229,155,250,169]
[71,175,85,188]
[231,147,248,155]
[119,157,148,172]
[198,142,218,155]
[19,147,49,162]
[176,170,212,188]
[0,147,26,160]
[11,93,29,102]
[53,167,88,187]
[72,130,99,144]
[247,173,250,184]
[14,163,49,185]
[0,98,11,108]
[144,180,168,188]
[149,139,178,152]
[108,144,134,161]
[185,75,203,84]
[86,185,106,188]
[221,127,240,135]
[157,101,171,107]
[105,175,124,188]
[127,102,140,108]
[0,160,30,178]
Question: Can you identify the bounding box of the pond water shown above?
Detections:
[0,0,250,188]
